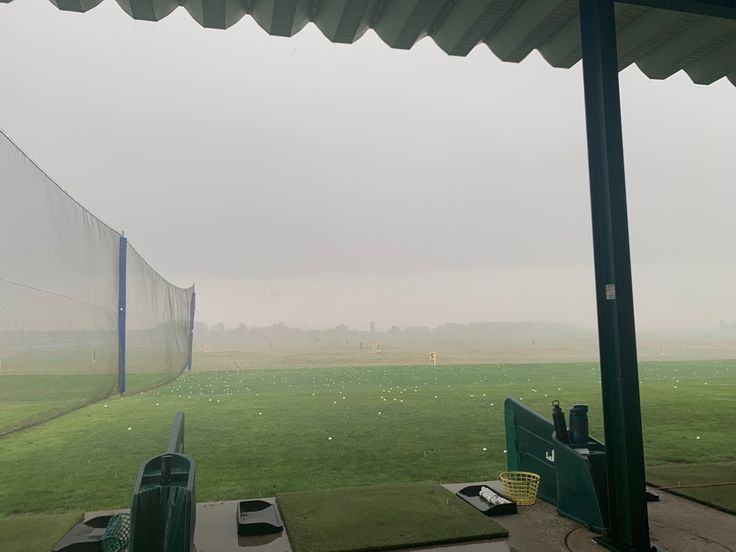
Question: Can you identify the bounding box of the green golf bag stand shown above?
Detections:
[129,412,196,552]
[504,398,609,532]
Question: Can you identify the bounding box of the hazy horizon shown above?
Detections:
[1,0,735,333]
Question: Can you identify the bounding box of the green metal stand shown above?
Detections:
[505,398,609,533]
[129,412,196,552]
[579,1,655,550]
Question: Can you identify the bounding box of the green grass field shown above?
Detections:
[0,372,184,435]
[0,357,734,549]
[0,512,83,552]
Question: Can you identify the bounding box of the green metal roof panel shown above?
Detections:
[116,0,177,21]
[486,0,574,62]
[314,0,379,43]
[185,0,248,29]
[5,0,736,86]
[373,0,446,49]
[433,0,512,56]
[50,0,103,11]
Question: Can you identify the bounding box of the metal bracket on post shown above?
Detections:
[187,289,196,371]
[118,235,127,394]
[579,1,657,551]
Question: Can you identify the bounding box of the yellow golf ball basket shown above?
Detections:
[498,471,541,505]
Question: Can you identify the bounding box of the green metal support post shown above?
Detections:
[579,1,654,550]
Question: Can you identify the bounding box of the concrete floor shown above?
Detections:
[565,490,736,552]
[194,499,290,552]
[83,481,736,552]
[438,481,736,552]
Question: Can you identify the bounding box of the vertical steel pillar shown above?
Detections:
[579,1,651,551]
[187,289,196,371]
[118,235,127,394]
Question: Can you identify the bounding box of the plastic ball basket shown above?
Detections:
[101,513,131,552]
[498,471,541,505]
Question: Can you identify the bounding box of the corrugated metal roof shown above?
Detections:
[5,0,736,86]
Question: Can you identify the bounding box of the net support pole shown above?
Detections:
[187,289,196,371]
[118,235,128,394]
[579,1,651,551]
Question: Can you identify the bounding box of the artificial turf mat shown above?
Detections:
[0,512,82,552]
[276,481,508,552]
[647,462,736,514]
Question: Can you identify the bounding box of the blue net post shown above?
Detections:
[118,235,127,394]
[187,289,196,371]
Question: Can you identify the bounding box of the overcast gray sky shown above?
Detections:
[1,0,735,331]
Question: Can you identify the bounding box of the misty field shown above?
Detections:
[1,358,734,520]
[0,372,185,436]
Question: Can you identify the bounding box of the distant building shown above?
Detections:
[404,326,431,334]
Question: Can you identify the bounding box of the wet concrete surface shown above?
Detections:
[566,488,736,552]
[83,481,735,552]
[442,481,575,552]
[195,498,291,552]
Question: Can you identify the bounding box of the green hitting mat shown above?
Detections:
[276,481,508,552]
[647,462,736,515]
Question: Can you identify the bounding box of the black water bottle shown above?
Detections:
[552,400,570,443]
[569,404,590,444]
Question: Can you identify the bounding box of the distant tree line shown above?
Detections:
[192,320,589,351]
